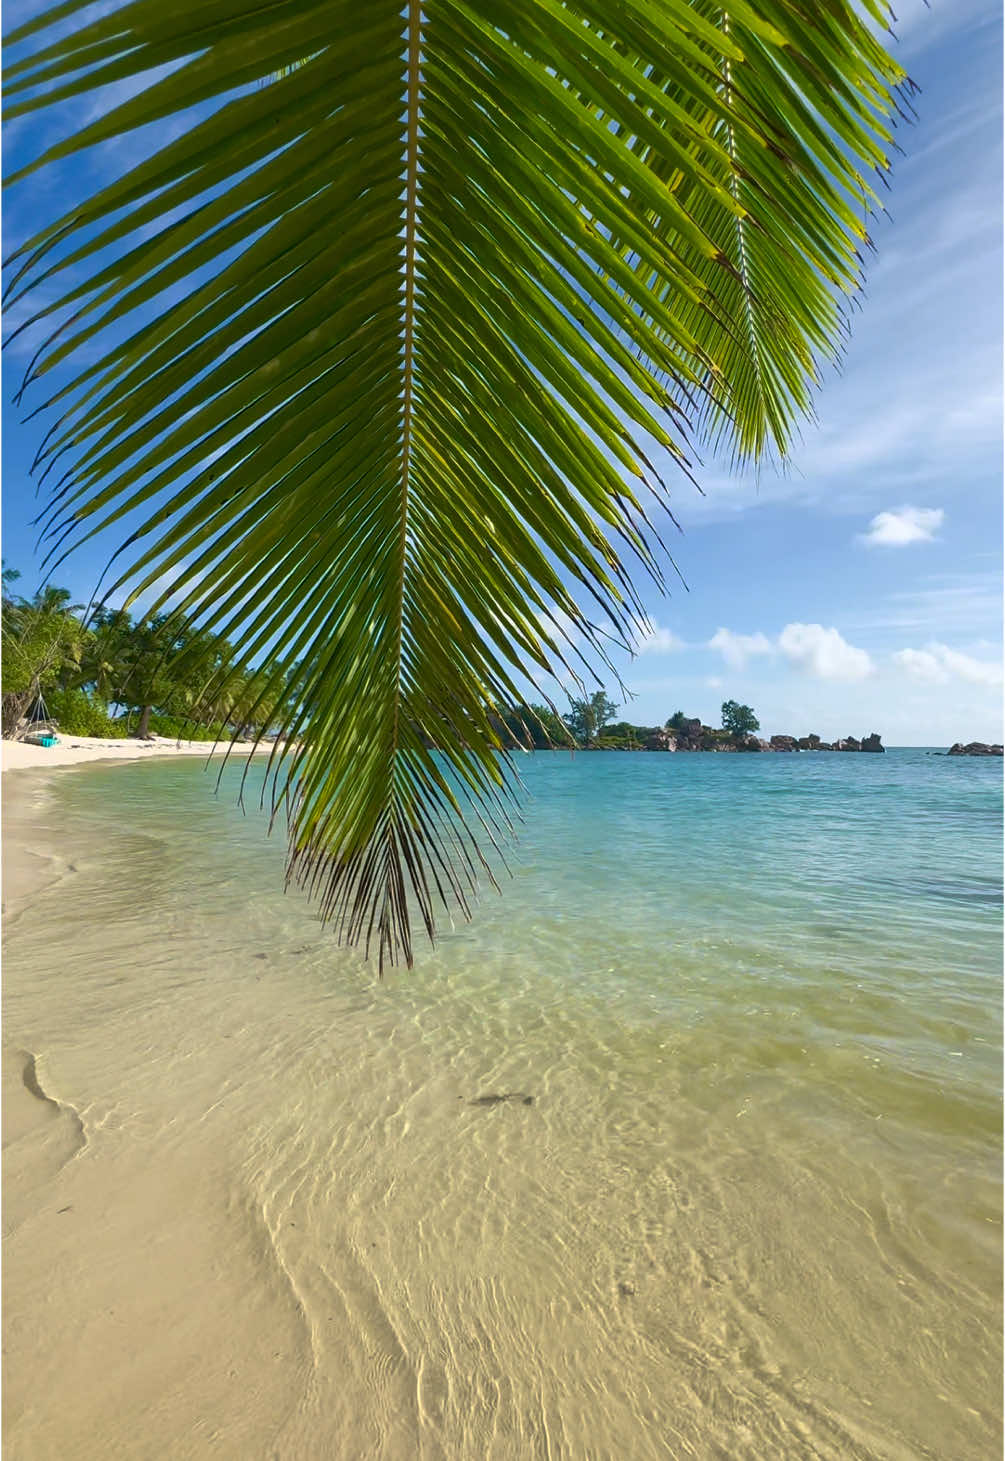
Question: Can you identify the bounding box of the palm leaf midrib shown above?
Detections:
[3,0,907,967]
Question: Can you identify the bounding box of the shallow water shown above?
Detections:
[3,749,1001,1459]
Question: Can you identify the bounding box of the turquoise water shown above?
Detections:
[4,748,1002,1459]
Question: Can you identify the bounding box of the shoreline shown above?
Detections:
[1,731,282,775]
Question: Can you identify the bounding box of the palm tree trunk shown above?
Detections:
[136,704,153,739]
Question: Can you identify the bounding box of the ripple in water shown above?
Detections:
[3,749,1001,1459]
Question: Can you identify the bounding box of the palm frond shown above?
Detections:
[3,0,906,966]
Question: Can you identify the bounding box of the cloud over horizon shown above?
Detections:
[709,623,876,682]
[707,628,774,669]
[777,623,875,681]
[894,641,1003,687]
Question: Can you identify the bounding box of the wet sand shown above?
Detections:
[3,758,1000,1461]
[3,770,313,1460]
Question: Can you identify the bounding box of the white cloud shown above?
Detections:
[860,506,945,547]
[535,607,583,647]
[892,648,950,684]
[708,628,774,669]
[894,641,1002,687]
[778,623,875,681]
[636,620,683,655]
[704,676,724,689]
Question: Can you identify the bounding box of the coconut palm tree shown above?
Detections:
[4,1,908,966]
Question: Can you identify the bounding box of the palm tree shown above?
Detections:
[0,586,89,736]
[4,2,908,966]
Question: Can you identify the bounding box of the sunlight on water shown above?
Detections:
[3,749,1001,1459]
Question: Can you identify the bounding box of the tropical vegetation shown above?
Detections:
[1,568,296,743]
[721,700,760,738]
[3,1,909,964]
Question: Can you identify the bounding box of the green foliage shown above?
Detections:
[2,573,290,743]
[494,703,573,750]
[666,710,689,731]
[524,703,573,750]
[721,700,760,737]
[141,714,230,742]
[45,689,128,737]
[1,587,90,735]
[566,691,620,746]
[4,3,908,963]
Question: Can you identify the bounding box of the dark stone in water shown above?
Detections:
[469,1092,534,1107]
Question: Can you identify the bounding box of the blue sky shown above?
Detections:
[3,0,1002,744]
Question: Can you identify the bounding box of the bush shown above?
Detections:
[46,690,128,738]
[142,713,230,742]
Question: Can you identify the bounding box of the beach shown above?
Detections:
[2,750,1001,1459]
[1,731,272,774]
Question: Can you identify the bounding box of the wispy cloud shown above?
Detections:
[636,620,683,655]
[860,505,944,547]
[894,641,1002,687]
[707,628,774,669]
[855,572,1003,635]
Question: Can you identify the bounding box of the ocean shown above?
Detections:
[3,747,1001,1459]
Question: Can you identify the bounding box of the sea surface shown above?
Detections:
[3,748,1002,1460]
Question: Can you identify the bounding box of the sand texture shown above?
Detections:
[2,732,268,773]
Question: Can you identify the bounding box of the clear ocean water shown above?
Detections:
[4,747,1002,1459]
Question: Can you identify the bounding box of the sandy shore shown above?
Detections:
[1,731,273,774]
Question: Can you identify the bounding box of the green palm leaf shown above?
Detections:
[3,1,906,967]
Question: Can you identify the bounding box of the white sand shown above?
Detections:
[2,732,270,773]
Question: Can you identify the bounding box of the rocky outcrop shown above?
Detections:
[662,718,705,751]
[947,742,1004,757]
[634,725,886,753]
[645,729,675,751]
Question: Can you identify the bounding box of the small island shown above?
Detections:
[497,697,886,753]
[947,742,1003,757]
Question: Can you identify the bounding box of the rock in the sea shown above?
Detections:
[770,734,799,751]
[948,742,1004,757]
[860,733,885,752]
[837,737,861,752]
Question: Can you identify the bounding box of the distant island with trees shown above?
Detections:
[495,693,886,753]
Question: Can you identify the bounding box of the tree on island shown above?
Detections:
[5,7,908,965]
[666,710,689,732]
[566,691,619,747]
[721,701,760,738]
